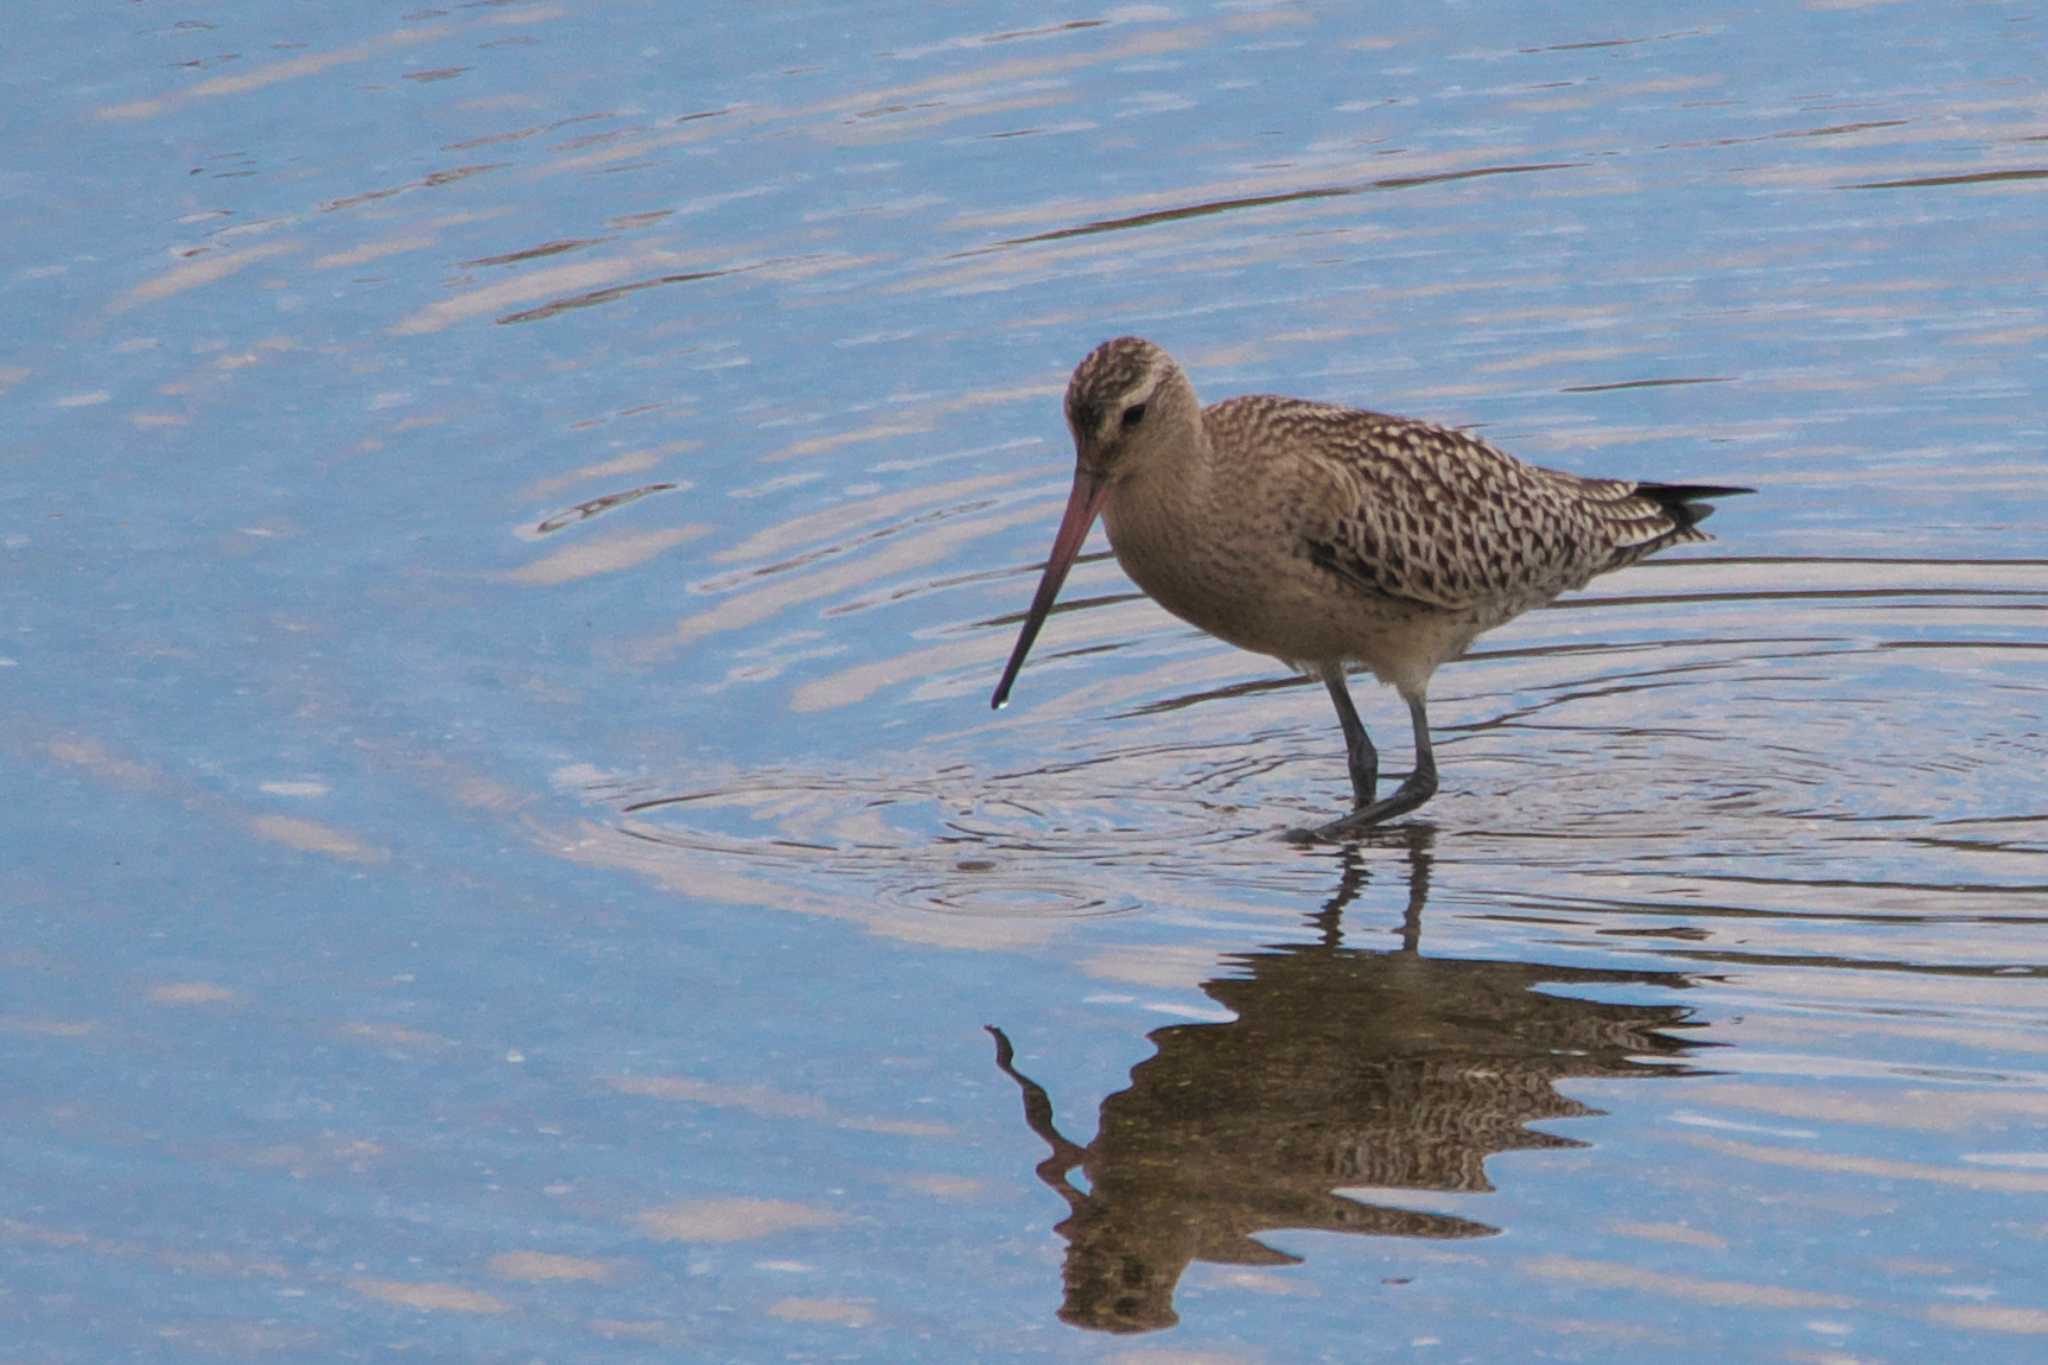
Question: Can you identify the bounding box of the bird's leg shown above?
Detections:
[1294,690,1439,841]
[1319,661,1377,806]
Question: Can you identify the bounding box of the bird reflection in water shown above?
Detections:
[987,828,1708,1334]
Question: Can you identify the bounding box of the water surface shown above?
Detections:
[5,2,2047,1359]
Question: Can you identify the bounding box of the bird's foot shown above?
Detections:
[1283,771,1438,844]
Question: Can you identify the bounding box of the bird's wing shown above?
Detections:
[1214,400,1702,612]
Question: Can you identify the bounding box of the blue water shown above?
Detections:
[6,2,2047,1360]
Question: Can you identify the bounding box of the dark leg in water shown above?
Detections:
[1289,687,1437,842]
[1319,661,1377,806]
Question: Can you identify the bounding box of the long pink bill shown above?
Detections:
[990,468,1111,710]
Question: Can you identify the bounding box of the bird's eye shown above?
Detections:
[1121,403,1148,429]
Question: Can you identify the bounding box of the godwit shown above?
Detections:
[991,337,1752,839]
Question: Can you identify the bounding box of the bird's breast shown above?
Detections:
[1101,470,1427,672]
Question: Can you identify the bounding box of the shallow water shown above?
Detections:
[5,2,2047,1360]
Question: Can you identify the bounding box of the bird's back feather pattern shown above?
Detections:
[1203,395,1739,620]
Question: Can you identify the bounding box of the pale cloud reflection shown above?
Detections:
[634,1197,843,1243]
[1522,1255,1854,1309]
[1683,1134,2048,1194]
[502,526,709,586]
[348,1278,511,1314]
[109,243,298,314]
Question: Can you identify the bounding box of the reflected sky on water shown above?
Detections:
[5,2,2047,1359]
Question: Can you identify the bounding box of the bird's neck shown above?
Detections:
[1101,416,1220,580]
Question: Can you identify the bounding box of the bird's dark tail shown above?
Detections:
[1638,481,1755,532]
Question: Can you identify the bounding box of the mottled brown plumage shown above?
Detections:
[994,336,1752,837]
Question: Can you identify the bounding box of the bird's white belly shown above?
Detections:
[1107,499,1485,696]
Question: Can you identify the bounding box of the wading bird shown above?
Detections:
[991,337,1751,839]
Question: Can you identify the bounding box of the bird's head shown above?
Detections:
[991,336,1199,710]
[1062,335,1199,484]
